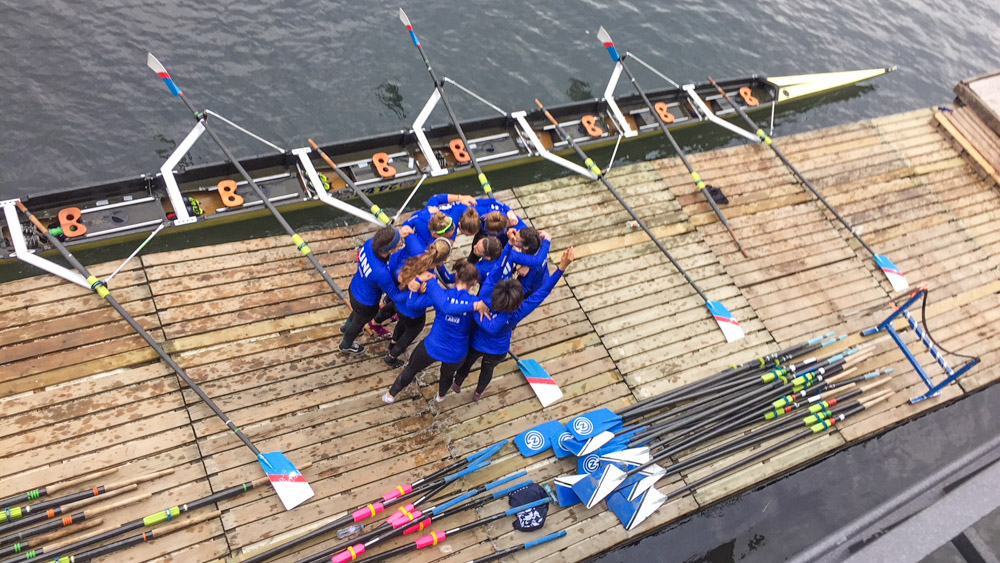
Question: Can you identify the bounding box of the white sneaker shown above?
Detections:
[435,393,445,403]
[382,392,395,404]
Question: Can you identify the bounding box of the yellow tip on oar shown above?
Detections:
[478,173,493,195]
[372,207,391,225]
[85,276,110,299]
[291,234,312,256]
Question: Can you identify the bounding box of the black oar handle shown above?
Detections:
[306,139,391,224]
[534,98,708,303]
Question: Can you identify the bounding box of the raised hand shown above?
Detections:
[559,246,576,271]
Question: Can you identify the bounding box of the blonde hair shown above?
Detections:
[428,212,455,239]
[483,211,506,235]
[398,238,452,289]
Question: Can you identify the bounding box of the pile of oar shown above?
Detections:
[512,332,894,530]
[236,439,563,563]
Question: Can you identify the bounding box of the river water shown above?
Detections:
[2,0,999,200]
[3,1,1000,560]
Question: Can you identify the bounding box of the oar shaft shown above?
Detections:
[17,201,261,457]
[307,139,390,224]
[0,469,117,512]
[707,77,875,257]
[535,100,706,302]
[615,56,745,255]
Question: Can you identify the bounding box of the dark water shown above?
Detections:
[2,0,1000,200]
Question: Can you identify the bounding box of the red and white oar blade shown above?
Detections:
[706,300,745,343]
[596,26,613,45]
[258,452,313,510]
[398,7,411,26]
[146,52,183,97]
[516,357,563,407]
[874,254,909,292]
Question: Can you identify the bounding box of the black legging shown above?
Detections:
[454,349,506,394]
[341,291,380,348]
[374,299,397,324]
[388,312,426,358]
[389,340,463,398]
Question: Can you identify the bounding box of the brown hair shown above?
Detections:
[398,238,452,289]
[519,227,541,255]
[483,211,507,236]
[478,236,503,261]
[459,208,481,236]
[453,259,480,287]
[428,212,455,239]
[491,279,524,313]
[372,226,398,257]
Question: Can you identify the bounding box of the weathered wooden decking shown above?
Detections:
[2,106,1000,562]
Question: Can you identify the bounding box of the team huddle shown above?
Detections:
[338,193,575,403]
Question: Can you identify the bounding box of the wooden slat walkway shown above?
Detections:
[1,106,999,562]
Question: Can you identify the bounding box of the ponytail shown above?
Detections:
[398,238,452,289]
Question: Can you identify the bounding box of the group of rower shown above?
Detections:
[339,193,575,403]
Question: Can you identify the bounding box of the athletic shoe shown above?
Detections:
[382,392,395,404]
[450,383,462,394]
[384,354,404,369]
[339,341,365,354]
[367,321,392,340]
[434,393,446,403]
[472,391,483,402]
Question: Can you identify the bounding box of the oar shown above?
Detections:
[365,498,551,562]
[0,469,117,517]
[510,351,563,407]
[398,8,495,198]
[706,76,908,291]
[0,477,267,563]
[0,519,103,560]
[15,200,313,511]
[515,332,835,456]
[608,390,893,530]
[0,484,138,534]
[464,530,567,563]
[238,440,506,563]
[534,98,744,343]
[45,510,221,563]
[146,53,351,310]
[324,477,534,563]
[596,27,747,257]
[0,491,150,548]
[307,139,392,225]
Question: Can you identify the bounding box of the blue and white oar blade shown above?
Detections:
[553,430,576,459]
[608,486,667,531]
[567,408,620,440]
[146,53,183,97]
[874,254,909,292]
[515,420,565,457]
[554,474,585,507]
[706,300,744,343]
[573,463,628,509]
[258,452,313,510]
[516,357,563,407]
[596,27,622,62]
[562,430,616,457]
[626,465,666,501]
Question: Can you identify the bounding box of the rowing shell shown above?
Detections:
[1,68,892,260]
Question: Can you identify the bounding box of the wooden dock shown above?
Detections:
[2,105,999,562]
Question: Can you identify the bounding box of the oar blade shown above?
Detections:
[397,7,410,26]
[706,300,745,343]
[573,463,628,509]
[566,408,620,440]
[553,474,585,507]
[146,52,183,97]
[874,254,909,292]
[258,452,313,510]
[608,486,667,531]
[560,430,616,457]
[596,27,622,62]
[514,420,565,456]
[515,357,563,407]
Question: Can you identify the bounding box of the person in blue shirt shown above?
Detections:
[339,226,410,354]
[383,260,491,404]
[452,247,575,400]
[403,193,481,250]
[472,236,503,286]
[469,204,526,262]
[381,238,454,369]
[480,227,552,300]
